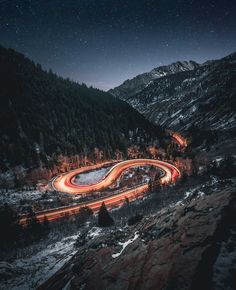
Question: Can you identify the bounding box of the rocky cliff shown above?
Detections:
[38,187,236,290]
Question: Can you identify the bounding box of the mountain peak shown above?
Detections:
[117,51,236,132]
[152,60,198,71]
[109,60,200,100]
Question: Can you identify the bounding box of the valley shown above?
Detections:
[1,1,236,289]
[0,47,235,290]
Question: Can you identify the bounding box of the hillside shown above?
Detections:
[38,187,236,290]
[109,60,200,100]
[110,53,236,134]
[0,46,162,172]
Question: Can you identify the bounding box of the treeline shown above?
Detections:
[0,46,163,173]
[0,201,115,252]
[0,204,49,251]
[0,203,96,252]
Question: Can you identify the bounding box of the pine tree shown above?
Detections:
[148,172,161,192]
[76,206,93,225]
[148,179,153,191]
[98,202,114,227]
[153,173,161,190]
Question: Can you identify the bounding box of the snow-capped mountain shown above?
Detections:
[109,60,200,100]
[110,52,236,132]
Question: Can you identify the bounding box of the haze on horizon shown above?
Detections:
[1,0,236,90]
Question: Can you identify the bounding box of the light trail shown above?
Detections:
[52,159,180,194]
[19,158,181,225]
[170,131,188,149]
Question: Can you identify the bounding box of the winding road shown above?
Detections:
[19,159,180,224]
[19,133,185,225]
[52,159,180,194]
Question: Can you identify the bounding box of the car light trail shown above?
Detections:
[19,158,181,225]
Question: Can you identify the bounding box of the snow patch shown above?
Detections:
[171,109,182,118]
[88,227,102,239]
[112,232,139,258]
[145,81,153,88]
[0,190,44,206]
[1,234,79,290]
[74,167,111,185]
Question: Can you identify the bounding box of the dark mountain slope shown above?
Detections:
[109,60,200,100]
[113,52,236,133]
[0,46,162,171]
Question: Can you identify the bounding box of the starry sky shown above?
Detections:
[1,0,236,90]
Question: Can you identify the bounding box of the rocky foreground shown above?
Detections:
[39,187,236,290]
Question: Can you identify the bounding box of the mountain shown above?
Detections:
[110,52,236,133]
[0,46,162,171]
[109,60,200,100]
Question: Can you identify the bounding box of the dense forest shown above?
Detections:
[0,46,163,173]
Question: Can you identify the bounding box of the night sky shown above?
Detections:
[1,0,236,90]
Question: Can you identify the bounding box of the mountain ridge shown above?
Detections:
[109,60,200,99]
[0,46,162,172]
[110,52,236,134]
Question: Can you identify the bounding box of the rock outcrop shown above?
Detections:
[38,188,236,290]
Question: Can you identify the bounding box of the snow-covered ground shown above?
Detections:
[87,227,102,239]
[0,190,44,206]
[0,234,79,290]
[74,167,111,185]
